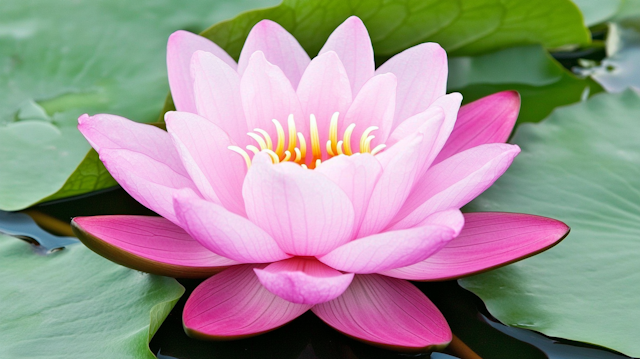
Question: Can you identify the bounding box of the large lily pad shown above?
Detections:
[0,0,279,211]
[448,45,603,124]
[202,0,589,60]
[459,90,640,357]
[0,234,184,358]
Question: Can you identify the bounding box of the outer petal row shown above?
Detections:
[381,212,570,280]
[71,215,236,278]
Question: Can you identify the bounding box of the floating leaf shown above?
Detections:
[0,234,184,358]
[0,0,279,211]
[201,0,589,60]
[449,45,603,124]
[459,90,640,357]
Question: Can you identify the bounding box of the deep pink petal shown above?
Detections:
[167,30,236,113]
[376,43,448,130]
[99,149,199,224]
[237,20,310,88]
[296,51,352,161]
[165,111,246,216]
[191,50,248,146]
[316,154,382,231]
[240,51,305,145]
[343,73,396,150]
[381,212,570,281]
[173,189,290,264]
[312,275,451,350]
[357,114,444,238]
[184,264,312,339]
[71,215,237,278]
[78,114,187,176]
[319,221,459,274]
[254,257,354,305]
[390,143,521,230]
[434,91,520,164]
[243,154,355,256]
[319,16,374,95]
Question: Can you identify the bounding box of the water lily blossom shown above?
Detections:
[72,16,570,351]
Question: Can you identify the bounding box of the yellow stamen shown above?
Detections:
[326,140,335,157]
[370,144,386,156]
[329,112,339,154]
[283,150,292,162]
[315,159,322,168]
[297,132,307,163]
[246,145,260,156]
[247,132,268,150]
[287,114,297,154]
[263,149,280,164]
[360,126,378,153]
[336,140,344,155]
[253,128,272,150]
[228,146,252,169]
[271,119,285,155]
[301,164,308,169]
[343,123,356,155]
[294,148,302,163]
[363,135,375,153]
[309,114,322,162]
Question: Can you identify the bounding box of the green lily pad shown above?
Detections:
[0,234,184,358]
[201,0,589,60]
[459,90,640,357]
[0,0,279,211]
[449,45,603,124]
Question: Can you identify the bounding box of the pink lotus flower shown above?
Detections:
[72,17,569,351]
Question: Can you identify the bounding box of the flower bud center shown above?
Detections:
[228,112,386,169]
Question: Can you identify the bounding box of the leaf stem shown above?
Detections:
[444,334,482,359]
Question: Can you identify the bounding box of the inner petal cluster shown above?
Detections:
[228,112,385,169]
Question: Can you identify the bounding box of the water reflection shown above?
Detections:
[0,211,76,253]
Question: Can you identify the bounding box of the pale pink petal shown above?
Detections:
[71,215,237,278]
[356,114,444,238]
[240,51,305,145]
[191,50,248,146]
[99,149,199,224]
[296,51,352,161]
[316,154,382,231]
[78,114,186,176]
[411,209,466,236]
[165,111,246,216]
[173,188,290,264]
[343,73,396,150]
[434,91,520,164]
[237,20,310,88]
[319,16,374,95]
[167,30,236,113]
[312,275,451,350]
[319,225,457,274]
[390,144,521,230]
[381,212,570,281]
[376,43,448,130]
[254,257,354,305]
[243,154,355,256]
[387,106,444,147]
[184,265,312,339]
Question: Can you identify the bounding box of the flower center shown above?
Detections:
[228,112,386,169]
